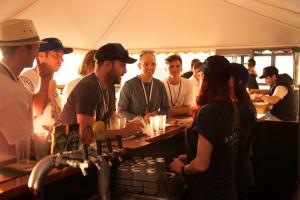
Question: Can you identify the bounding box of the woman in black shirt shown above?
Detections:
[231,63,256,200]
[170,55,238,200]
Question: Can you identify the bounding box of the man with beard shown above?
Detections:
[61,43,142,138]
[118,50,169,121]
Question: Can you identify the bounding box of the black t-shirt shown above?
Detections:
[236,102,256,191]
[247,73,259,89]
[61,73,115,124]
[185,103,237,200]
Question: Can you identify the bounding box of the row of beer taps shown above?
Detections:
[28,126,125,200]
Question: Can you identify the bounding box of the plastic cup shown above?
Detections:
[15,136,30,164]
[149,116,159,135]
[158,115,166,134]
[108,116,126,130]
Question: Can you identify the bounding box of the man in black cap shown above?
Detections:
[20,37,73,159]
[61,43,142,138]
[246,58,259,89]
[254,66,295,121]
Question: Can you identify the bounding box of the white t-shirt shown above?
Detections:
[163,77,193,107]
[272,85,288,99]
[0,63,33,162]
[190,76,201,106]
[20,69,62,133]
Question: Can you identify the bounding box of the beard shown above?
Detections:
[107,66,121,85]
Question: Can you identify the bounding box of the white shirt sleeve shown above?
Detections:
[272,85,288,99]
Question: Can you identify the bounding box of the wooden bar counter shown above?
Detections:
[0,124,186,200]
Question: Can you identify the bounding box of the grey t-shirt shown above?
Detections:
[117,76,169,120]
[61,73,115,124]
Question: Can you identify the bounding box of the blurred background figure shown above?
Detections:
[181,58,200,79]
[62,50,97,106]
[190,61,204,106]
[246,58,259,89]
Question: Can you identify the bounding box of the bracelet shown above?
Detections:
[181,166,186,176]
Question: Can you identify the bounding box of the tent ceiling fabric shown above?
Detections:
[0,0,299,51]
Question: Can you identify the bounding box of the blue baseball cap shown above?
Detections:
[38,37,73,54]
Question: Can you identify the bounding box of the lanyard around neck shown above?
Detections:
[0,62,17,81]
[96,77,109,115]
[140,76,153,111]
[167,79,181,106]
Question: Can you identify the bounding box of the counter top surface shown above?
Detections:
[0,124,186,199]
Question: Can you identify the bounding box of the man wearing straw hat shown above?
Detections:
[0,19,53,163]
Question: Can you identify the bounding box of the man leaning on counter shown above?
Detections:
[250,66,296,121]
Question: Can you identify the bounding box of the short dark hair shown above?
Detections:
[165,54,182,65]
[193,61,204,72]
[191,58,200,68]
[248,58,256,67]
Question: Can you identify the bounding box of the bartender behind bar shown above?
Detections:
[250,66,296,121]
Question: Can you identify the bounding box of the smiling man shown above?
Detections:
[163,54,193,116]
[118,50,169,121]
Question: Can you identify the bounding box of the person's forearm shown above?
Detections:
[32,78,50,115]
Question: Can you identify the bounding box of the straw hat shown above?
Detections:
[0,19,45,47]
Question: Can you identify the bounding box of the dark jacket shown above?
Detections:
[269,74,295,121]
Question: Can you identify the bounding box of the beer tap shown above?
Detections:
[114,135,124,162]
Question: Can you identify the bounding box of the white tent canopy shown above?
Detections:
[1,0,300,51]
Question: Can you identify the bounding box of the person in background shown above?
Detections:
[231,63,256,200]
[163,54,193,116]
[169,55,238,200]
[118,50,169,121]
[61,43,142,139]
[20,38,73,159]
[251,66,295,121]
[62,50,97,106]
[246,58,259,89]
[0,19,53,163]
[181,58,200,79]
[189,61,204,106]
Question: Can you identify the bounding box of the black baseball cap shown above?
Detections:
[259,66,278,79]
[38,37,73,54]
[95,43,137,64]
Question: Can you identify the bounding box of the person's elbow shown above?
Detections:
[193,159,210,172]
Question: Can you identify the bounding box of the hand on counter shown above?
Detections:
[122,120,144,138]
[143,111,156,122]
